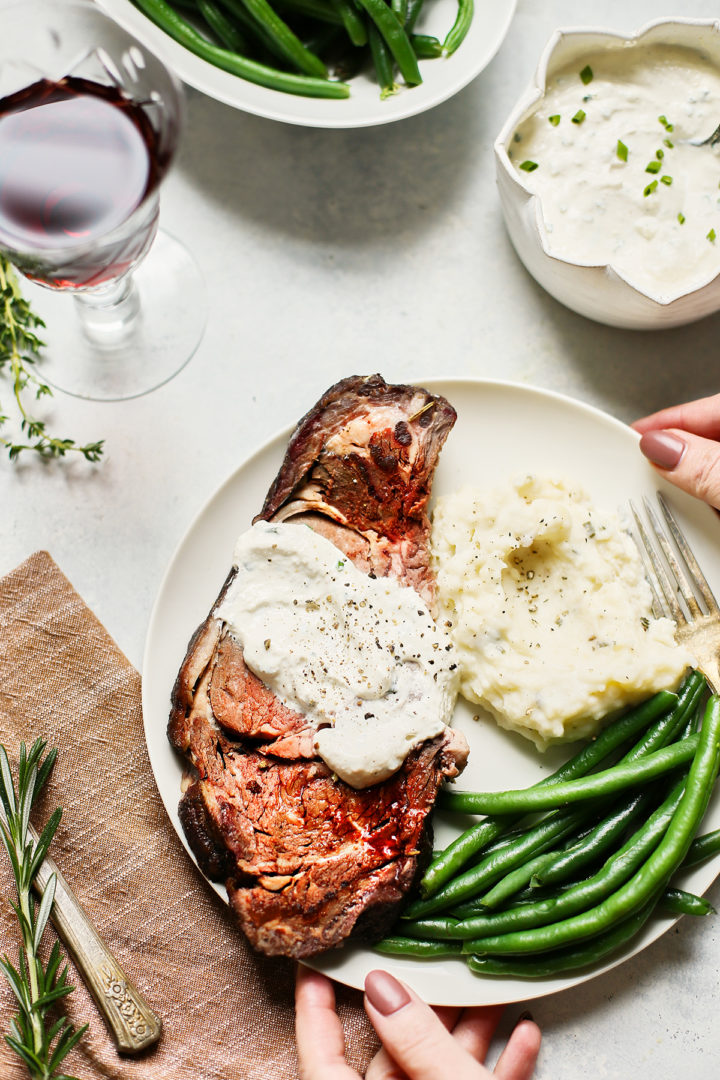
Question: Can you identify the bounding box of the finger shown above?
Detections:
[632,393,720,440]
[364,969,491,1080]
[365,1007,462,1080]
[295,965,360,1080]
[449,1005,505,1062]
[638,429,720,510]
[493,1015,541,1080]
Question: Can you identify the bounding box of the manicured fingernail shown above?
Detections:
[515,1011,534,1026]
[639,430,686,471]
[365,970,411,1015]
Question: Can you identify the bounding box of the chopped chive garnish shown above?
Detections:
[548,114,561,126]
[583,94,592,103]
[664,138,674,148]
[644,180,658,196]
[656,148,664,160]
[513,132,522,142]
[572,110,586,124]
[519,160,539,172]
[616,139,628,162]
[580,65,593,85]
[645,160,662,174]
[658,114,668,126]
[708,229,716,242]
[661,175,673,186]
[678,212,686,224]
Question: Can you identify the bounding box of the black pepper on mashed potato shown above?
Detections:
[431,475,693,749]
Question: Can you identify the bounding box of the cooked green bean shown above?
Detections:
[275,0,344,26]
[404,803,597,920]
[132,0,350,95]
[391,0,408,24]
[407,778,685,941]
[464,696,720,956]
[404,0,424,32]
[328,0,367,44]
[529,791,650,891]
[682,827,720,868]
[423,689,678,899]
[442,0,473,55]
[442,732,699,817]
[375,936,463,958]
[368,24,397,98]
[661,886,716,917]
[197,0,248,51]
[467,895,660,978]
[354,0,421,85]
[411,34,442,59]
[235,0,328,76]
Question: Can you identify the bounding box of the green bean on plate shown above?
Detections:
[375,675,720,982]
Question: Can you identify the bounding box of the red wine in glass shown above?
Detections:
[0,77,161,288]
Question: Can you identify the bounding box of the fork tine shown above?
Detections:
[642,497,704,620]
[630,501,681,622]
[657,492,720,616]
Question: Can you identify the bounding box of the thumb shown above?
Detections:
[639,429,720,510]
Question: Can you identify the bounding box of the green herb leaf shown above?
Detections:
[571,109,586,125]
[0,739,89,1078]
[548,114,561,126]
[645,160,662,174]
[616,140,628,162]
[579,64,593,85]
[519,160,539,172]
[0,257,104,463]
[644,180,659,196]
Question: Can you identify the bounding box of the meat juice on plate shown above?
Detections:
[0,77,160,287]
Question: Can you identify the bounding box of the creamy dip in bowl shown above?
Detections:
[495,18,720,329]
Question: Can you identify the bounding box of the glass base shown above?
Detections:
[22,231,206,401]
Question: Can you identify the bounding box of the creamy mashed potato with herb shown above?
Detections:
[431,476,692,749]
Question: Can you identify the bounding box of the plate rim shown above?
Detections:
[142,375,720,1006]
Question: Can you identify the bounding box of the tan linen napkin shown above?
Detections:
[0,551,380,1080]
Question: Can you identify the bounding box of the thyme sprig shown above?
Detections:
[0,739,88,1080]
[0,257,104,462]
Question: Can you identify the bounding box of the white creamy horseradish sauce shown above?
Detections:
[509,44,720,298]
[214,521,458,789]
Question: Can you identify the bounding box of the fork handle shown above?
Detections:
[31,827,162,1055]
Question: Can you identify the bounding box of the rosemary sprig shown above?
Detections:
[0,739,88,1080]
[0,257,104,462]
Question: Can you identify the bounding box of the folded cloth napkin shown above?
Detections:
[0,552,380,1080]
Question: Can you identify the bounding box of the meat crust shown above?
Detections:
[169,374,467,958]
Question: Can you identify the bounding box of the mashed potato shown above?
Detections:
[431,475,692,749]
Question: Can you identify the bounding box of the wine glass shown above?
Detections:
[0,0,206,401]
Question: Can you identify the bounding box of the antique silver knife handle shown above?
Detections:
[31,825,162,1055]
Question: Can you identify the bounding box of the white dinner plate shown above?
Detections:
[142,377,720,1006]
[97,0,516,128]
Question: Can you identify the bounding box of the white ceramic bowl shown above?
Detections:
[97,0,515,128]
[494,17,720,330]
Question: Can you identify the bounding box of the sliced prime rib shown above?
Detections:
[169,374,469,958]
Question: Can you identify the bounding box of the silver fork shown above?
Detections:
[630,492,720,694]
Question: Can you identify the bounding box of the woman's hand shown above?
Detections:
[295,965,541,1080]
[633,392,720,510]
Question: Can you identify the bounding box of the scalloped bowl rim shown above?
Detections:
[493,16,720,306]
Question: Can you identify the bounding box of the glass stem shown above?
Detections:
[73,275,140,347]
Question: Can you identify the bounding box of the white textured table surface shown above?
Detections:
[4,1,720,1076]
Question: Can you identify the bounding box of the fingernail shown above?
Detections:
[515,1010,534,1027]
[364,970,411,1015]
[639,430,686,471]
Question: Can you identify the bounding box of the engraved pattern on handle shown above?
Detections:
[31,825,162,1055]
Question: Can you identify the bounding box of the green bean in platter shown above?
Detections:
[96,0,516,126]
